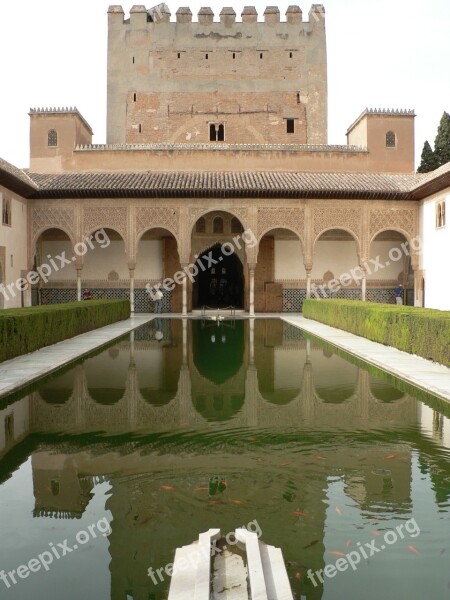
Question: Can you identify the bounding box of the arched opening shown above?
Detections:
[191,211,247,310]
[312,352,358,403]
[84,346,128,405]
[39,369,76,404]
[193,243,244,309]
[48,129,58,147]
[136,227,181,313]
[368,230,413,304]
[313,229,360,300]
[34,228,75,305]
[254,320,303,404]
[369,376,404,402]
[192,319,245,385]
[256,228,305,312]
[82,228,128,301]
[135,320,182,405]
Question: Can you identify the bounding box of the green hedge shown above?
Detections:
[303,299,450,367]
[0,300,130,363]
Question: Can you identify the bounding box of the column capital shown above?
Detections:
[248,263,257,271]
[128,262,136,271]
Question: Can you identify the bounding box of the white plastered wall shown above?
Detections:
[0,189,28,308]
[420,190,450,310]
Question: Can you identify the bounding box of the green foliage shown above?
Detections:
[0,300,130,363]
[303,299,450,367]
[417,140,439,173]
[434,111,450,167]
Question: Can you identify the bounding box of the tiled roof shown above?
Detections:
[29,171,420,200]
[0,157,38,196]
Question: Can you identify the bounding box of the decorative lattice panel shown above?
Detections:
[41,289,77,304]
[283,289,307,312]
[367,289,396,304]
[135,289,172,313]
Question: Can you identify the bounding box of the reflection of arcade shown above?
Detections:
[2,320,449,600]
[193,243,245,309]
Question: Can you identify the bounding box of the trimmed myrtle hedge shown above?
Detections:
[0,300,130,363]
[303,299,450,367]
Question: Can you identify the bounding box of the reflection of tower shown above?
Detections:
[32,453,96,519]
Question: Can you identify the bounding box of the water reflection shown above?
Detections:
[0,319,449,600]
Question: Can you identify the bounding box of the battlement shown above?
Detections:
[29,107,93,135]
[108,4,325,25]
[347,108,416,135]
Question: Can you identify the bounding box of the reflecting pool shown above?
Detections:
[0,319,449,600]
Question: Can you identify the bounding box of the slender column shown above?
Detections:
[182,318,188,363]
[182,273,187,315]
[249,318,255,365]
[249,266,255,316]
[306,269,312,299]
[76,268,82,301]
[361,272,367,301]
[129,267,135,313]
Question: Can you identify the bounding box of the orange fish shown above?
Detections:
[209,499,223,505]
[231,499,245,505]
[161,485,175,491]
[248,437,257,441]
[372,530,381,537]
[408,545,419,554]
[386,454,397,459]
[293,511,307,517]
[280,462,291,467]
[315,456,325,460]
[295,572,302,581]
[335,506,342,515]
[346,539,353,548]
[194,486,208,491]
[328,551,346,557]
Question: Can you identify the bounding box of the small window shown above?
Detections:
[51,479,60,496]
[205,53,209,60]
[133,93,137,102]
[297,92,301,104]
[286,119,295,134]
[177,52,181,59]
[213,217,224,234]
[2,197,11,226]
[436,201,446,229]
[386,131,396,147]
[209,123,225,142]
[231,217,243,234]
[289,51,293,58]
[233,52,236,59]
[48,129,58,147]
[138,124,142,133]
[260,53,263,59]
[132,56,135,64]
[196,217,206,233]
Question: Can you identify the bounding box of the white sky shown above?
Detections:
[0,0,449,169]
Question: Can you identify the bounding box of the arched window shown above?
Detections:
[231,217,243,233]
[2,197,11,226]
[213,217,224,234]
[196,217,206,233]
[386,131,396,148]
[436,201,446,228]
[218,124,225,142]
[48,129,58,147]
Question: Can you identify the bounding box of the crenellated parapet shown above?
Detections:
[107,4,325,25]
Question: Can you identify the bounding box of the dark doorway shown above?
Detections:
[193,243,244,309]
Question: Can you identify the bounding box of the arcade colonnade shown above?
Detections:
[29,198,420,313]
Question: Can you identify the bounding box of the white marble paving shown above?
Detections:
[282,315,450,403]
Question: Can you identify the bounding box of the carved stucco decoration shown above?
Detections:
[369,208,417,243]
[32,206,75,245]
[83,206,128,241]
[313,207,362,243]
[135,206,180,241]
[257,207,305,240]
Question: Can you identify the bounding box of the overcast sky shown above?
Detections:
[0,0,449,169]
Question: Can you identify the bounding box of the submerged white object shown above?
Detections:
[168,528,294,600]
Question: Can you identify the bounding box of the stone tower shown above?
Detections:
[106,4,328,145]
